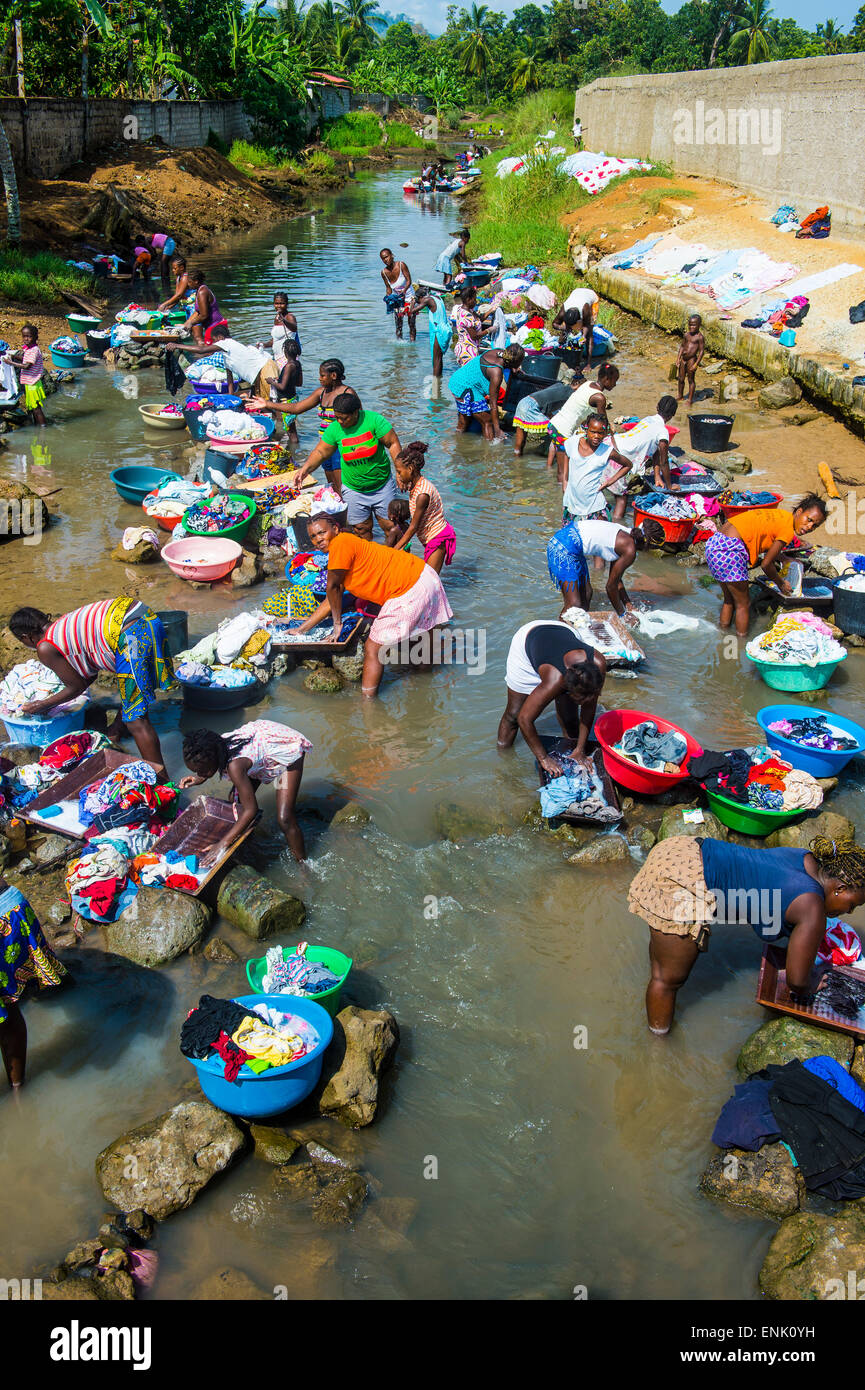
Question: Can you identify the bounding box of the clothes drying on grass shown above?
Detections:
[612,720,687,772]
[766,715,857,751]
[0,884,66,1023]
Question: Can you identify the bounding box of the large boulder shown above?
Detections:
[102,887,211,966]
[699,1143,803,1220]
[435,801,508,842]
[736,1016,853,1078]
[303,662,343,694]
[330,800,371,828]
[760,1208,865,1299]
[657,805,728,842]
[216,865,306,940]
[764,809,855,850]
[332,649,365,682]
[95,1100,245,1220]
[758,375,803,409]
[318,1005,400,1128]
[567,832,629,865]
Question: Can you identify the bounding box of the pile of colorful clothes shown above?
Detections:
[741,296,809,333]
[746,613,846,667]
[175,610,277,687]
[539,756,620,820]
[0,731,109,811]
[637,491,700,522]
[203,410,268,443]
[0,660,66,716]
[143,477,213,521]
[129,850,204,892]
[186,354,229,386]
[613,720,688,772]
[180,994,320,1081]
[49,335,84,354]
[261,941,341,996]
[271,614,361,644]
[263,549,330,621]
[115,304,154,325]
[718,489,780,507]
[79,760,177,834]
[690,744,823,811]
[155,402,183,417]
[182,495,251,533]
[234,445,293,482]
[767,714,858,751]
[184,393,242,413]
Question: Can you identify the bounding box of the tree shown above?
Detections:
[728,0,775,63]
[0,116,20,244]
[337,0,380,42]
[79,0,113,97]
[708,0,746,65]
[512,37,540,90]
[458,2,493,102]
[137,23,193,98]
[816,17,844,53]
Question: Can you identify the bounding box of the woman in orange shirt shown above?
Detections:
[704,494,826,636]
[296,517,453,696]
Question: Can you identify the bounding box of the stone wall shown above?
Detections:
[0,98,252,178]
[575,54,865,231]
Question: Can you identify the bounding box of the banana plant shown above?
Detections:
[80,0,114,98]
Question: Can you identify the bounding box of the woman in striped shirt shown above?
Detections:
[392,441,456,572]
[8,599,174,766]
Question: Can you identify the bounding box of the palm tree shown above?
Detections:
[0,117,21,245]
[728,0,776,62]
[459,3,493,103]
[329,19,360,68]
[816,17,844,52]
[512,38,540,92]
[337,0,380,42]
[79,0,114,99]
[708,0,747,65]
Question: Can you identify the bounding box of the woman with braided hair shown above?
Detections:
[179,720,312,862]
[628,833,865,1034]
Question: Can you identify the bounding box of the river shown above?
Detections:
[2,167,864,1301]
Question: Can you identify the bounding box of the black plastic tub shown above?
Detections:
[184,407,209,440]
[86,330,112,358]
[178,677,260,710]
[292,509,348,550]
[522,352,561,383]
[833,581,865,636]
[688,412,735,452]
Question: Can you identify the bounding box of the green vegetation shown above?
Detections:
[0,249,94,303]
[473,147,584,266]
[228,139,291,169]
[303,150,337,175]
[383,120,424,148]
[323,110,383,151]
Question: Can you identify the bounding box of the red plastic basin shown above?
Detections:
[721,491,783,520]
[142,493,183,532]
[632,505,695,545]
[594,709,703,794]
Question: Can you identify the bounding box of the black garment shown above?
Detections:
[688,747,751,800]
[688,750,729,785]
[850,300,865,325]
[785,302,809,329]
[525,623,595,679]
[179,994,255,1059]
[766,1060,865,1200]
[711,1078,780,1151]
[820,972,865,1020]
[164,351,186,396]
[529,382,571,414]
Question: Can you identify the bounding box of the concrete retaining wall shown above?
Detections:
[0,98,252,178]
[575,54,865,231]
[587,261,865,433]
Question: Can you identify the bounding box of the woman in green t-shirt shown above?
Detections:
[297,391,403,541]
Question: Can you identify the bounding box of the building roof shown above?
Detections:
[309,71,353,88]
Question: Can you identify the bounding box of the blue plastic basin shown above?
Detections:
[185,993,333,1118]
[51,348,88,368]
[0,704,89,745]
[757,702,865,777]
[111,466,181,504]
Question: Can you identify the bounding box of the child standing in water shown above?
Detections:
[5,325,47,425]
[676,313,705,406]
[392,441,456,573]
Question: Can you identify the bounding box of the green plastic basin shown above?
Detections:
[181,492,256,544]
[746,651,846,692]
[245,944,352,1017]
[704,788,806,837]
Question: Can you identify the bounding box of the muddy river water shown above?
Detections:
[2,168,865,1300]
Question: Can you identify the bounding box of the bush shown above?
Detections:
[304,151,336,175]
[323,111,383,151]
[384,120,424,147]
[206,128,230,156]
[472,147,582,264]
[228,139,285,168]
[505,89,574,153]
[0,249,94,304]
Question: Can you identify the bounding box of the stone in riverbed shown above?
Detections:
[332,648,365,682]
[250,1124,301,1165]
[95,1100,245,1220]
[435,801,508,841]
[330,800,371,827]
[764,809,855,849]
[110,536,160,565]
[102,886,211,966]
[195,1267,269,1300]
[230,548,264,588]
[736,1016,853,1078]
[567,832,629,865]
[216,864,306,940]
[311,1170,368,1226]
[318,1005,400,1128]
[203,936,240,963]
[699,1143,803,1220]
[657,805,727,842]
[42,1278,102,1301]
[758,375,802,409]
[760,1208,865,1299]
[303,662,343,693]
[626,824,656,855]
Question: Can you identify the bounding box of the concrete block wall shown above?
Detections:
[575,53,865,231]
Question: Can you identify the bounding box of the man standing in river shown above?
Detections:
[380,247,417,341]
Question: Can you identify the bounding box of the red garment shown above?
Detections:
[165,872,200,892]
[203,318,229,344]
[525,314,545,329]
[40,731,94,770]
[76,877,125,917]
[745,758,789,793]
[210,1030,251,1082]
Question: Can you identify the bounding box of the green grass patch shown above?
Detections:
[384,120,424,148]
[637,184,692,216]
[323,111,382,151]
[473,148,585,266]
[597,304,622,332]
[0,249,94,304]
[505,89,574,154]
[303,151,336,176]
[227,139,292,169]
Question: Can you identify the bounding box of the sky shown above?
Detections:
[393,0,859,37]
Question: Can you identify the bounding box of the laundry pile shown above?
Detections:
[184,393,243,413]
[78,760,177,834]
[115,304,154,326]
[0,660,66,716]
[818,918,865,968]
[718,489,779,507]
[637,491,700,521]
[187,353,229,386]
[560,608,645,665]
[155,402,183,417]
[614,720,688,772]
[175,661,255,689]
[143,477,213,520]
[204,410,268,443]
[50,336,84,355]
[129,849,205,892]
[181,495,251,533]
[837,573,865,593]
[263,548,330,620]
[261,941,341,996]
[180,994,320,1081]
[691,744,823,811]
[0,731,109,811]
[795,205,831,240]
[270,614,361,644]
[234,446,293,482]
[602,233,798,307]
[746,613,845,667]
[740,296,809,334]
[539,755,620,820]
[766,714,858,751]
[176,610,277,688]
[710,1055,865,1201]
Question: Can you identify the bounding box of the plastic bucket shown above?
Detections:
[291,509,347,550]
[756,702,865,777]
[182,493,256,544]
[703,788,805,837]
[632,505,695,546]
[833,583,865,637]
[86,330,111,358]
[779,329,796,347]
[0,702,89,745]
[178,676,258,710]
[185,993,333,1118]
[51,348,88,368]
[687,413,734,452]
[245,945,353,1018]
[521,352,561,383]
[156,609,188,656]
[746,650,847,691]
[593,709,702,794]
[202,448,236,488]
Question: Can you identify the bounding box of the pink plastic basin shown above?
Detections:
[721,490,783,520]
[594,709,703,794]
[161,536,242,581]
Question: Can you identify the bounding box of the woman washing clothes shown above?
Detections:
[379,248,417,341]
[259,291,299,365]
[512,379,575,458]
[547,362,620,475]
[498,620,606,775]
[705,494,827,637]
[296,515,453,697]
[158,254,192,311]
[0,880,66,1091]
[392,441,456,573]
[435,228,470,288]
[547,516,665,618]
[182,268,227,344]
[180,721,311,863]
[451,284,494,366]
[558,413,632,524]
[8,601,174,767]
[602,396,679,519]
[448,344,526,442]
[629,833,865,1035]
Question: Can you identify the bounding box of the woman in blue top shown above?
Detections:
[628,833,865,1034]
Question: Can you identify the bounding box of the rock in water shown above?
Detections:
[203,937,240,963]
[216,864,306,940]
[757,376,803,409]
[230,548,263,588]
[110,537,160,565]
[311,1171,368,1226]
[760,1208,865,1299]
[95,1100,245,1220]
[657,806,728,842]
[102,886,211,966]
[699,1143,803,1220]
[332,649,365,682]
[330,800,371,827]
[736,1016,853,1077]
[250,1124,301,1165]
[567,832,629,865]
[303,662,343,694]
[318,1005,399,1128]
[764,809,855,850]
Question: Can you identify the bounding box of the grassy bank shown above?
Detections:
[227,140,337,179]
[0,250,94,305]
[323,110,426,155]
